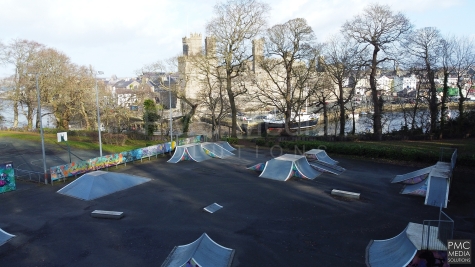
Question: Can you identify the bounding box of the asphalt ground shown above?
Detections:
[0,143,474,266]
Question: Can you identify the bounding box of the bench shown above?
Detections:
[331,189,360,199]
[91,210,124,220]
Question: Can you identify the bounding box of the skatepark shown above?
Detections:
[0,138,473,266]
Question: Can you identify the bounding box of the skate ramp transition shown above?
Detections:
[0,228,15,246]
[395,149,456,208]
[57,171,151,201]
[168,143,211,163]
[399,162,452,208]
[201,142,234,159]
[391,165,434,184]
[259,154,322,181]
[309,160,346,175]
[161,233,235,267]
[216,141,236,152]
[366,224,418,267]
[304,149,339,165]
[366,220,451,267]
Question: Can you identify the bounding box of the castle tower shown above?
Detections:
[182,33,202,56]
[252,38,264,71]
[205,36,216,57]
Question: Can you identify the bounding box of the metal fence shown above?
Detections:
[421,209,454,251]
[14,168,49,184]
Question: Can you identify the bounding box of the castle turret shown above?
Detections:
[252,38,264,71]
[205,36,216,57]
[182,33,202,56]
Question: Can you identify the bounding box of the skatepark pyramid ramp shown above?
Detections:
[168,143,211,163]
[391,165,434,184]
[259,154,322,181]
[201,142,234,159]
[217,141,236,152]
[304,149,339,165]
[57,171,151,201]
[0,228,15,246]
[161,233,235,267]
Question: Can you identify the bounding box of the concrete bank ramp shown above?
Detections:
[391,165,434,184]
[57,171,151,201]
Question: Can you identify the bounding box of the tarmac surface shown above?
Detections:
[0,139,474,266]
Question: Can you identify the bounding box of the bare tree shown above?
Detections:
[450,36,475,126]
[206,0,269,137]
[342,3,412,140]
[253,18,320,135]
[322,34,365,136]
[1,39,45,128]
[403,27,443,135]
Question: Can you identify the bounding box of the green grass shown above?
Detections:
[252,137,475,168]
[0,131,164,154]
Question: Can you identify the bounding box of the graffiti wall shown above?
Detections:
[50,135,202,181]
[0,161,15,193]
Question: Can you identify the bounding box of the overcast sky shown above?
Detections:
[1,0,473,79]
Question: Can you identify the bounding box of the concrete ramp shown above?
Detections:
[259,154,321,181]
[309,160,346,175]
[305,149,338,165]
[366,224,418,267]
[260,158,294,181]
[186,144,211,162]
[425,176,449,208]
[202,142,234,159]
[168,144,210,163]
[401,180,427,196]
[247,163,265,172]
[217,141,236,152]
[0,228,15,246]
[161,233,235,267]
[293,157,323,180]
[391,165,434,184]
[57,171,151,201]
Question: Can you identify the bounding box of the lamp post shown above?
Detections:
[34,73,48,184]
[169,75,172,141]
[94,71,104,157]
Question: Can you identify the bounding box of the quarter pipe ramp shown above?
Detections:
[201,142,234,159]
[366,224,418,267]
[0,228,15,246]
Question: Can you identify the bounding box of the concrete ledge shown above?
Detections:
[331,189,360,199]
[91,210,124,219]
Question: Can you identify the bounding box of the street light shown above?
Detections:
[33,73,48,184]
[169,75,172,141]
[94,71,104,157]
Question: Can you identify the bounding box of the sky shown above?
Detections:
[1,0,474,79]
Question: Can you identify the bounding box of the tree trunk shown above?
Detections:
[370,46,382,140]
[226,75,237,138]
[323,100,328,137]
[80,102,91,130]
[338,84,346,136]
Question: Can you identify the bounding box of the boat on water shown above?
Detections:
[262,113,320,130]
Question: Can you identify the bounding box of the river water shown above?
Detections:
[0,99,55,128]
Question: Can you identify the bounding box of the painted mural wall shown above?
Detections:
[0,161,16,193]
[50,135,202,181]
